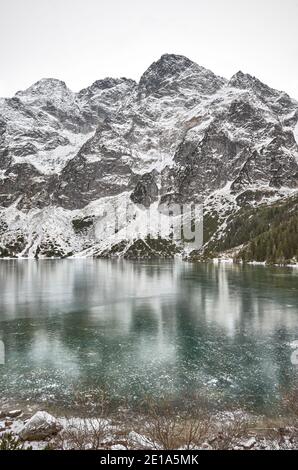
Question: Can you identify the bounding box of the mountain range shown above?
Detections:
[0,54,297,262]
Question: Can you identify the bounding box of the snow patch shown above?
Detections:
[13,130,94,174]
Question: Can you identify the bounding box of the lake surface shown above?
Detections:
[0,260,298,415]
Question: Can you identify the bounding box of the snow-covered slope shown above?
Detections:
[0,54,297,258]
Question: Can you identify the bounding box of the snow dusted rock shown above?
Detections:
[130,171,159,208]
[7,410,22,418]
[128,431,155,449]
[201,442,213,450]
[110,444,127,450]
[240,437,257,449]
[18,411,62,441]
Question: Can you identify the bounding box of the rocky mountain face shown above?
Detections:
[0,54,297,260]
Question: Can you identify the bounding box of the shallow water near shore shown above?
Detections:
[0,259,298,415]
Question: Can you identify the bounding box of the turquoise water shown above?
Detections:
[0,260,297,414]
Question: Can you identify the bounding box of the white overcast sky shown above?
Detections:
[0,0,297,98]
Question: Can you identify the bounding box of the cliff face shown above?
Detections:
[0,54,297,259]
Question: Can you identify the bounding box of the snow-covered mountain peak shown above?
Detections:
[229,71,278,96]
[15,78,79,125]
[138,53,226,97]
[143,53,194,76]
[78,77,136,97]
[16,78,73,102]
[229,71,297,117]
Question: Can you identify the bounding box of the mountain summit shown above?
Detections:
[139,53,226,96]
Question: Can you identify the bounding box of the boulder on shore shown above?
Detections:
[19,411,62,441]
[8,409,22,418]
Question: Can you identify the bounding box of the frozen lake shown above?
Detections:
[0,259,298,415]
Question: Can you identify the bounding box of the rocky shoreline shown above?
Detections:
[1,408,297,450]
